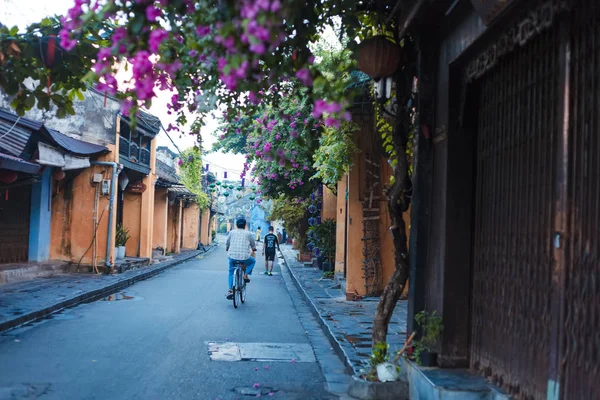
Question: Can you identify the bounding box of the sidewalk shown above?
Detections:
[279,245,407,376]
[0,246,216,333]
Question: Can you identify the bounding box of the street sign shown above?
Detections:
[126,182,146,193]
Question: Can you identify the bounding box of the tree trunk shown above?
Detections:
[372,55,415,344]
[372,151,410,344]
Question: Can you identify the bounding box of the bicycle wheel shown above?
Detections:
[240,277,246,304]
[232,268,239,308]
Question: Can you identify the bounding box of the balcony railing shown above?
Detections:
[119,136,150,167]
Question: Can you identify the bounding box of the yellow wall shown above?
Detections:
[153,188,168,249]
[346,147,365,297]
[50,143,118,268]
[335,176,347,274]
[322,186,337,221]
[123,192,142,257]
[200,208,211,245]
[182,202,200,249]
[167,199,182,253]
[138,139,157,259]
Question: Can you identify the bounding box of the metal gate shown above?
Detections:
[0,185,31,263]
[470,24,561,399]
[562,1,600,397]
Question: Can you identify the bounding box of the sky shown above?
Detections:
[1,0,247,180]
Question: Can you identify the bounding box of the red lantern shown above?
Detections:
[38,35,64,96]
[52,169,66,181]
[357,36,402,79]
[0,170,18,184]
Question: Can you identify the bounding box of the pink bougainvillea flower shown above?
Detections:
[312,100,327,119]
[295,68,312,86]
[148,29,168,53]
[324,102,342,114]
[196,25,211,37]
[248,92,260,105]
[145,5,161,22]
[250,42,266,55]
[324,117,341,128]
[121,99,134,116]
[253,383,260,388]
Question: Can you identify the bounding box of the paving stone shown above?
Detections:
[279,245,408,376]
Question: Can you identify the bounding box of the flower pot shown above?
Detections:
[117,246,126,260]
[418,351,438,367]
[316,256,324,270]
[376,362,400,382]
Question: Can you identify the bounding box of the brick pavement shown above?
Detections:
[279,245,407,376]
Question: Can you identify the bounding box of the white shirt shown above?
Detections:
[226,229,256,260]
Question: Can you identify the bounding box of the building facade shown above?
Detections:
[400,0,600,398]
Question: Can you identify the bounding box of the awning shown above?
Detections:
[44,128,109,156]
[36,142,92,170]
[0,152,41,174]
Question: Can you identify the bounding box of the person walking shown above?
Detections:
[255,226,262,242]
[225,218,257,299]
[262,226,280,276]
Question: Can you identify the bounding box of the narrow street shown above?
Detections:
[0,242,341,400]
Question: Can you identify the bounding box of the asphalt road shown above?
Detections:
[0,241,338,400]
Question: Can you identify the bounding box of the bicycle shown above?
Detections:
[231,261,247,308]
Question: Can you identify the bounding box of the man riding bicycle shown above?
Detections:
[225,218,257,300]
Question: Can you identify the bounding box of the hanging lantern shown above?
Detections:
[52,169,66,181]
[205,163,209,171]
[252,187,256,192]
[224,171,228,178]
[0,170,18,184]
[210,188,216,193]
[314,247,320,256]
[228,184,234,190]
[308,217,316,226]
[241,178,245,188]
[236,186,242,191]
[249,195,256,200]
[209,183,216,189]
[236,194,242,199]
[38,35,64,95]
[223,191,230,197]
[308,243,314,251]
[308,205,317,214]
[357,35,402,79]
[216,181,221,186]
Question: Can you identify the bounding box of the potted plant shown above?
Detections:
[115,224,130,260]
[412,310,444,367]
[364,342,400,383]
[307,219,336,272]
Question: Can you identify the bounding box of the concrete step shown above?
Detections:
[0,262,69,285]
[113,257,150,274]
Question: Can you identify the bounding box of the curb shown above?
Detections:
[0,246,217,333]
[279,249,358,376]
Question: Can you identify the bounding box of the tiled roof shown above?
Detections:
[156,159,180,185]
